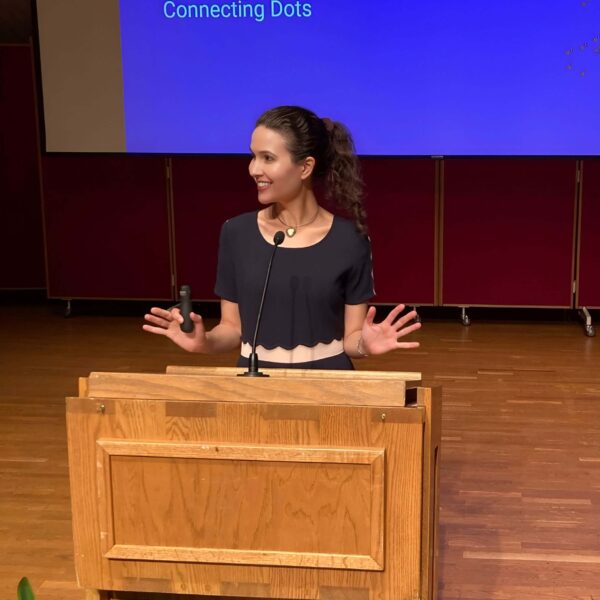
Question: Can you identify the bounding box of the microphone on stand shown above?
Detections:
[239,230,285,377]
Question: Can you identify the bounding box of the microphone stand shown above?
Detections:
[239,231,285,377]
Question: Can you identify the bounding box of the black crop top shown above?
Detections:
[214,211,375,350]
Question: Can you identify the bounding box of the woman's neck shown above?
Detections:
[271,190,319,225]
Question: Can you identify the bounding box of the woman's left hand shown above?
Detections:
[360,304,421,355]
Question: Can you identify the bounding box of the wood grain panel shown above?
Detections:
[85,370,414,407]
[316,406,424,599]
[106,546,382,571]
[97,439,384,463]
[97,441,384,569]
[166,365,422,381]
[418,386,442,600]
[64,370,428,599]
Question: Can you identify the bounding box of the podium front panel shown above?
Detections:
[67,370,438,600]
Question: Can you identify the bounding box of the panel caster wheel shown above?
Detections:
[579,308,594,337]
[460,307,471,327]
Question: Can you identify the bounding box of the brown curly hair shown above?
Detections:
[255,106,367,234]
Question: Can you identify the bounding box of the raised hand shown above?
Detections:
[143,306,208,353]
[360,304,421,355]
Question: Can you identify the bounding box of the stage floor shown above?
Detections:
[1,303,599,599]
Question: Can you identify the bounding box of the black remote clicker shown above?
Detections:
[179,284,194,333]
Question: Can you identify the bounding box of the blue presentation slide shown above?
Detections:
[118,0,600,155]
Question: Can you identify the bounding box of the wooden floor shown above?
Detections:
[1,303,599,600]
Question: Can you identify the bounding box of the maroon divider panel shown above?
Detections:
[362,159,436,305]
[0,45,45,289]
[42,155,172,299]
[442,160,577,307]
[578,160,600,308]
[171,157,254,300]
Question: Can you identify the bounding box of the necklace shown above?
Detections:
[275,207,320,238]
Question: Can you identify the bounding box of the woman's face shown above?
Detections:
[249,125,308,205]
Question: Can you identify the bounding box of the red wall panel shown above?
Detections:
[443,160,577,307]
[171,156,254,299]
[0,45,45,289]
[42,155,172,299]
[578,160,600,308]
[362,159,437,305]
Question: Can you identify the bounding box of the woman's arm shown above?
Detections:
[343,303,369,358]
[343,303,421,358]
[143,299,241,354]
[203,299,242,353]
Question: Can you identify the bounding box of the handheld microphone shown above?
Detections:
[179,284,194,333]
[240,231,285,377]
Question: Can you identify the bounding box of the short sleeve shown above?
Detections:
[214,220,238,302]
[345,235,375,304]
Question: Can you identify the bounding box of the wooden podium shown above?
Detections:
[67,367,440,600]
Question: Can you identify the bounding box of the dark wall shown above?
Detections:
[0,44,45,289]
[0,0,32,43]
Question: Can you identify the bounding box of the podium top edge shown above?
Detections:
[82,368,424,406]
[86,367,421,382]
[164,366,422,381]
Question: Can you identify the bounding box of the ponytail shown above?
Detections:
[325,119,367,234]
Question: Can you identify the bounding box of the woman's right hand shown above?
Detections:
[143,307,208,353]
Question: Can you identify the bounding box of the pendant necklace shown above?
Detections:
[276,207,320,238]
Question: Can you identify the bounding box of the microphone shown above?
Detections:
[239,231,285,377]
[179,284,194,333]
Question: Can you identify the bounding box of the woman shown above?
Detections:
[143,106,420,368]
